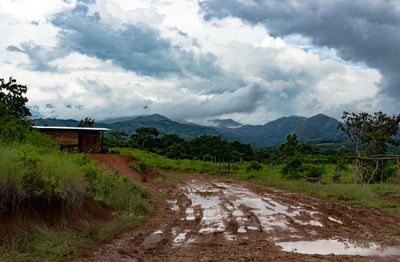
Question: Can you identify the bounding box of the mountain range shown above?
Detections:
[33,113,350,149]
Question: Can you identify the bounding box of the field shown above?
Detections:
[118,148,400,213]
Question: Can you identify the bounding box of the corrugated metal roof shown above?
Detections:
[32,126,110,131]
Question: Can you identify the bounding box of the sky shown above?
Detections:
[1,0,399,125]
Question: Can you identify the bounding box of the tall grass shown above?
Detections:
[0,143,153,261]
[0,143,86,213]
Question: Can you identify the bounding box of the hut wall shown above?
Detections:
[40,129,79,146]
[81,131,100,153]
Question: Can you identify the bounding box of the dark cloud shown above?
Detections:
[48,3,222,78]
[200,0,400,98]
[7,42,61,71]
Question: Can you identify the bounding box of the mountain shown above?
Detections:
[34,114,220,140]
[33,113,347,148]
[208,119,242,128]
[33,118,80,127]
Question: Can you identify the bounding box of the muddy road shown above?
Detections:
[75,173,400,261]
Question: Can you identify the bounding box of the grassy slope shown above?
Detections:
[0,140,153,262]
[118,148,400,214]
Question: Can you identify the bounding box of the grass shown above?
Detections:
[166,174,181,183]
[1,216,146,262]
[117,147,400,214]
[154,193,175,199]
[0,142,154,261]
[153,177,164,184]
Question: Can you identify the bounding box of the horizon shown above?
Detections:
[31,112,341,127]
[2,0,400,125]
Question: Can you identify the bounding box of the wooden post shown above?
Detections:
[380,159,384,183]
[219,158,221,172]
[228,160,230,173]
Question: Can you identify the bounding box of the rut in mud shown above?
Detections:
[74,170,400,262]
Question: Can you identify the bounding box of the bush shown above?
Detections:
[129,161,146,174]
[300,164,325,179]
[247,161,262,172]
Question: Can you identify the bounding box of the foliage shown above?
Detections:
[104,131,129,147]
[0,77,31,119]
[130,127,159,150]
[246,161,262,172]
[78,117,95,127]
[338,111,400,184]
[338,111,400,155]
[129,161,146,174]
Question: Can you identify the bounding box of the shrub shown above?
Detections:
[300,164,325,179]
[247,161,262,172]
[129,161,146,174]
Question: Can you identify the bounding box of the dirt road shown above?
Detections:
[74,169,400,262]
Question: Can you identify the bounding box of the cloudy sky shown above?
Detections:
[1,0,399,124]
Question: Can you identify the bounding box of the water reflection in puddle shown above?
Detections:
[173,233,187,243]
[186,192,226,233]
[278,239,400,256]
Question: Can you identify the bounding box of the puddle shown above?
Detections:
[248,226,258,230]
[173,233,187,243]
[278,239,400,256]
[328,217,343,224]
[237,227,246,233]
[153,230,163,234]
[186,191,227,233]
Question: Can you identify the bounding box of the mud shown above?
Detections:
[73,170,400,262]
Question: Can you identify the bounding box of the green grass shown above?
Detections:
[153,177,164,184]
[154,193,175,199]
[117,147,400,213]
[0,143,153,261]
[166,174,181,183]
[1,216,146,262]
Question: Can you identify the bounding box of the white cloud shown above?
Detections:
[0,0,386,125]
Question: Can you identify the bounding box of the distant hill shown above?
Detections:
[34,114,220,140]
[33,113,349,149]
[208,119,242,128]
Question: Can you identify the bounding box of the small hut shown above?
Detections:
[33,126,110,153]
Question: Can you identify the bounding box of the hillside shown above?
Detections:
[33,113,347,148]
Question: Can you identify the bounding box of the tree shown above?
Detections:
[0,77,31,118]
[278,134,298,158]
[338,111,400,183]
[338,111,400,155]
[105,130,128,147]
[78,117,95,127]
[130,127,159,150]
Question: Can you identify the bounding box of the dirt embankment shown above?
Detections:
[0,196,112,239]
[90,153,161,183]
[73,154,400,262]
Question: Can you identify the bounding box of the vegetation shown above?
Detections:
[0,77,153,261]
[78,117,95,127]
[339,111,400,184]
